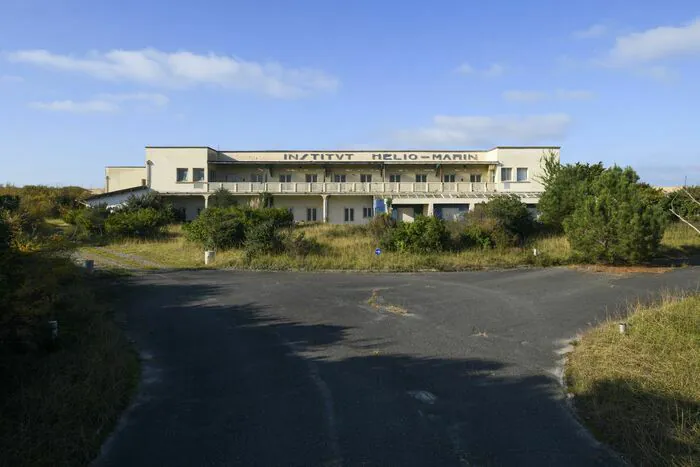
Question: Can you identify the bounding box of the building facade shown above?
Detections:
[96,146,560,222]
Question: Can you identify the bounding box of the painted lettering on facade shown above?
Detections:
[281,152,479,161]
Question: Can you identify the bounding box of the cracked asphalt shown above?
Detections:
[93,266,699,467]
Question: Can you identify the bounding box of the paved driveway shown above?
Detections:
[94,267,699,467]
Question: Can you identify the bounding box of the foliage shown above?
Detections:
[0,184,90,219]
[454,216,514,250]
[105,208,171,238]
[537,160,605,230]
[63,206,110,239]
[0,195,20,212]
[183,207,247,250]
[481,194,534,242]
[284,231,322,257]
[367,213,397,240]
[667,186,700,224]
[380,215,450,253]
[119,191,175,218]
[563,166,667,263]
[244,220,285,258]
[208,187,238,208]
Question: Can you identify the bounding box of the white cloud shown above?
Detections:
[502,90,548,102]
[30,99,119,113]
[455,62,505,77]
[502,89,594,102]
[606,18,700,66]
[8,48,339,98]
[573,24,607,39]
[392,114,571,147]
[30,92,169,113]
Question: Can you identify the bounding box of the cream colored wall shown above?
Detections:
[146,147,209,193]
[328,196,374,224]
[494,148,559,192]
[105,166,146,192]
[272,196,323,222]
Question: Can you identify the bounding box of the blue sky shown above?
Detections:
[1,0,699,188]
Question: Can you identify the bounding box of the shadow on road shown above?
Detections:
[98,275,628,467]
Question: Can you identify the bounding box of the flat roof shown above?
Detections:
[144,146,560,152]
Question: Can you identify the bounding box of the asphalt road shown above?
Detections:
[93,266,699,467]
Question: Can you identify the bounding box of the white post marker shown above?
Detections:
[204,250,215,265]
[619,323,628,334]
[533,248,538,256]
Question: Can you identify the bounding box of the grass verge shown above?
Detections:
[92,222,699,272]
[565,294,700,466]
[0,254,139,467]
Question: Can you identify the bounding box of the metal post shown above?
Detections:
[84,259,94,273]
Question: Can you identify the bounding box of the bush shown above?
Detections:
[120,192,175,218]
[482,194,534,243]
[244,220,285,258]
[0,195,20,212]
[183,207,247,250]
[368,213,396,240]
[208,187,238,208]
[380,216,450,253]
[537,157,605,230]
[63,206,110,239]
[455,216,514,250]
[564,166,667,264]
[284,231,322,257]
[667,186,700,224]
[105,208,170,238]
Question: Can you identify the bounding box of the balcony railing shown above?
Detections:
[207,181,499,194]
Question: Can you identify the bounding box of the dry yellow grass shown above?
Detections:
[90,221,699,272]
[566,294,700,466]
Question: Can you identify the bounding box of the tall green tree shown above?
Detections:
[563,166,667,264]
[537,155,605,230]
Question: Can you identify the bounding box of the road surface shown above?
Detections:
[94,266,699,466]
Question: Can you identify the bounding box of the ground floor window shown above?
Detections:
[306,208,317,221]
[305,174,318,183]
[344,208,355,222]
[470,174,482,182]
[415,174,427,182]
[360,174,372,183]
[334,174,347,182]
[443,174,456,182]
[362,207,373,218]
[389,174,401,183]
[279,174,292,183]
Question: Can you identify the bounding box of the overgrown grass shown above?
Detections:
[0,255,139,467]
[92,221,699,271]
[566,294,700,466]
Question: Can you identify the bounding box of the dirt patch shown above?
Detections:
[571,265,674,276]
[367,289,409,316]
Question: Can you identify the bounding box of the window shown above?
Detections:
[363,207,373,218]
[193,168,205,182]
[209,170,217,181]
[176,168,188,182]
[443,174,456,182]
[501,168,513,181]
[251,173,264,183]
[305,174,318,183]
[470,174,482,183]
[516,168,528,181]
[415,174,427,183]
[334,174,346,182]
[344,208,355,222]
[360,174,372,183]
[389,174,401,183]
[141,178,147,186]
[306,208,317,221]
[279,174,292,183]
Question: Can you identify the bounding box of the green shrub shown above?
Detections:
[284,231,322,257]
[244,220,285,258]
[121,192,176,219]
[564,166,667,264]
[537,156,605,230]
[368,213,396,240]
[183,207,247,250]
[208,187,238,208]
[105,208,170,238]
[380,216,450,253]
[63,206,110,239]
[0,195,20,212]
[482,194,534,242]
[667,186,700,224]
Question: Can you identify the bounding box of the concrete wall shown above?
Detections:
[105,166,146,192]
[271,195,324,222]
[327,196,374,224]
[494,147,558,192]
[85,188,150,209]
[147,147,209,194]
[165,195,206,221]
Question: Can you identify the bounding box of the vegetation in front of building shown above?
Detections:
[0,186,139,467]
[566,294,700,466]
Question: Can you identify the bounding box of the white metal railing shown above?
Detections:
[208,181,499,194]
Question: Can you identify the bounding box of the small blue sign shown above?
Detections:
[375,248,382,256]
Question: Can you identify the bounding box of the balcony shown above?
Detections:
[208,181,499,194]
